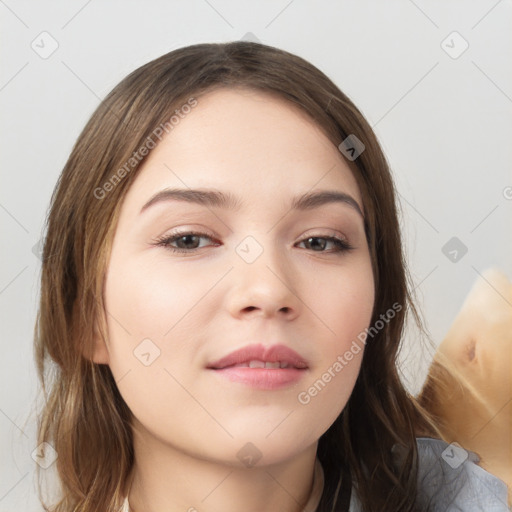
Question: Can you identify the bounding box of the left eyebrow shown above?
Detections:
[140,188,364,218]
[291,190,364,218]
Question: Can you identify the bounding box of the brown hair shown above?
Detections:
[34,41,443,511]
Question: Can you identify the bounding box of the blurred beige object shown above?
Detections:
[417,268,512,506]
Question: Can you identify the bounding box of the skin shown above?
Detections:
[92,88,375,512]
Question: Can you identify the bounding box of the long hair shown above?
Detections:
[34,41,443,512]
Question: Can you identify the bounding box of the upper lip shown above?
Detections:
[207,343,308,369]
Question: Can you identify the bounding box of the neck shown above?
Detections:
[126,420,319,512]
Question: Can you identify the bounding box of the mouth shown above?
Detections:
[207,343,308,389]
[219,360,307,369]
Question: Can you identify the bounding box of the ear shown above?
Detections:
[89,329,110,364]
[79,314,110,364]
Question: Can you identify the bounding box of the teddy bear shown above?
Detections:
[417,268,512,507]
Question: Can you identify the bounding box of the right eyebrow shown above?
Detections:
[140,188,242,213]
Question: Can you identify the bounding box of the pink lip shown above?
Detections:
[207,343,308,390]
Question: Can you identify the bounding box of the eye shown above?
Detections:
[153,231,218,253]
[152,231,353,255]
[295,235,353,254]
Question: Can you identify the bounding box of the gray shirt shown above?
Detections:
[347,437,510,511]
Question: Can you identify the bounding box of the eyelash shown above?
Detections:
[152,230,353,255]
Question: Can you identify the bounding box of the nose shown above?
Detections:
[226,242,302,321]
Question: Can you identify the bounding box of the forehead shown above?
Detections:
[124,87,362,210]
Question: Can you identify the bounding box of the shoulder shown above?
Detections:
[414,437,508,511]
[348,437,509,511]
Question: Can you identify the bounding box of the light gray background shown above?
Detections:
[1,1,511,510]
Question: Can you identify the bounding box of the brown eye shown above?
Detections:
[296,236,352,253]
[153,232,352,255]
[154,231,219,253]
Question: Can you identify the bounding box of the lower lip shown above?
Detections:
[209,367,307,389]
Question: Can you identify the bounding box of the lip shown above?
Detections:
[207,343,308,390]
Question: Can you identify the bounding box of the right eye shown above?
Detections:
[153,231,220,253]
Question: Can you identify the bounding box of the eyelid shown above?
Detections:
[151,228,354,255]
[151,229,219,252]
[301,228,349,243]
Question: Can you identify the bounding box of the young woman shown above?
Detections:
[34,41,509,512]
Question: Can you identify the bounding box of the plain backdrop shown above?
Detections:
[1,1,511,510]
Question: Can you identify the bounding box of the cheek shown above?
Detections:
[104,248,375,389]
[102,258,213,436]
[288,256,374,434]
[104,254,216,350]
[313,257,375,348]
[101,255,209,410]
[101,244,376,465]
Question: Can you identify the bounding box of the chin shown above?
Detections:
[172,424,314,470]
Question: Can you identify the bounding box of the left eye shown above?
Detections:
[153,231,352,254]
[296,236,352,253]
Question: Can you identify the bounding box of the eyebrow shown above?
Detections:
[140,187,364,218]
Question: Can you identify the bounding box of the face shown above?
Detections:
[97,88,375,467]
